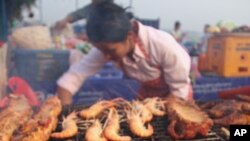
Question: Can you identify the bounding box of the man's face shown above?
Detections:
[93,33,134,61]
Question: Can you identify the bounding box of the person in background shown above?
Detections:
[170,21,184,43]
[55,0,114,30]
[197,24,212,73]
[199,24,211,53]
[56,2,192,105]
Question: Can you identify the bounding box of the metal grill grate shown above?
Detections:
[49,105,226,141]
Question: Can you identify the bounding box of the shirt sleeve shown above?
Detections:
[57,48,107,95]
[68,0,114,22]
[68,4,92,22]
[157,33,191,99]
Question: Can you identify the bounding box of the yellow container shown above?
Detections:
[207,33,250,77]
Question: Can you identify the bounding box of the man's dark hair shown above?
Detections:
[86,2,131,42]
[175,21,181,29]
[126,12,134,20]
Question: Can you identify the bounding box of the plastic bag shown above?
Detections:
[11,25,52,50]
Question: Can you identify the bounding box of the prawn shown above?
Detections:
[125,108,154,137]
[50,111,78,139]
[85,120,107,141]
[103,108,131,141]
[79,98,124,119]
[143,97,166,116]
[132,100,153,123]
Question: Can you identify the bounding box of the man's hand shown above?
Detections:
[54,19,68,31]
[57,86,73,105]
[54,16,73,31]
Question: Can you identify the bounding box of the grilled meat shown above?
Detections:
[11,96,62,141]
[202,100,250,118]
[165,95,213,140]
[236,94,250,103]
[213,111,250,125]
[0,95,32,141]
[201,100,238,118]
[200,96,250,126]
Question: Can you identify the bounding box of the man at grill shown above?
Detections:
[56,2,193,105]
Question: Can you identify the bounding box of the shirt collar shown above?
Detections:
[131,21,147,62]
[132,44,145,62]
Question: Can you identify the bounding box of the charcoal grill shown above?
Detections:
[49,105,227,141]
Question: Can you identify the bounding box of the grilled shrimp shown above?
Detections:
[50,112,78,138]
[79,98,124,119]
[132,100,153,123]
[143,97,166,116]
[125,108,154,137]
[103,108,131,141]
[79,100,114,119]
[85,120,107,141]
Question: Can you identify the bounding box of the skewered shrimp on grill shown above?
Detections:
[131,100,153,123]
[125,107,154,137]
[103,108,131,141]
[51,111,78,139]
[79,98,125,119]
[143,97,166,116]
[85,119,107,141]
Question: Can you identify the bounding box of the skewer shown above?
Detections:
[221,127,230,140]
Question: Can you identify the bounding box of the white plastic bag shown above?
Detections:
[11,25,52,50]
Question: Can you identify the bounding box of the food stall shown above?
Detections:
[3,25,234,141]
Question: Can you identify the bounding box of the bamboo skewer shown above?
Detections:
[0,44,7,99]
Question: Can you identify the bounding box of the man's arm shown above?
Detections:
[68,4,93,23]
[54,0,114,30]
[57,48,107,105]
[156,33,191,100]
[68,0,114,22]
[55,4,92,30]
[57,86,72,105]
